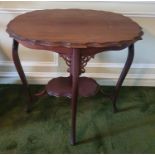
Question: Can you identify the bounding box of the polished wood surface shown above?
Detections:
[46,77,99,98]
[7,9,143,48]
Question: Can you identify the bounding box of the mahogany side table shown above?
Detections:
[6,9,143,145]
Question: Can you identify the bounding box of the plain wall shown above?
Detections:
[0,1,155,86]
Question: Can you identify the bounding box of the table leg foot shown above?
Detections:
[12,39,33,112]
[113,101,119,113]
[113,44,134,112]
[70,137,76,145]
[25,106,32,113]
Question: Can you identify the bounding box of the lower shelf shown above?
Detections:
[46,76,99,98]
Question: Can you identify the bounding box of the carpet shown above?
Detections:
[0,85,155,153]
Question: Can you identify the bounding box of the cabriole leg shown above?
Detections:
[12,39,33,112]
[113,44,134,112]
[70,49,80,145]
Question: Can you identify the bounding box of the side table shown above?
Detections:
[7,9,143,145]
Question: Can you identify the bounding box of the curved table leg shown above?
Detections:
[12,39,33,112]
[113,44,134,112]
[70,49,80,145]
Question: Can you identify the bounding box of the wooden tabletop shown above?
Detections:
[7,9,143,48]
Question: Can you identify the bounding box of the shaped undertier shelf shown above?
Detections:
[46,76,100,98]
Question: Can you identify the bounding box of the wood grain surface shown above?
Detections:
[7,9,143,48]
